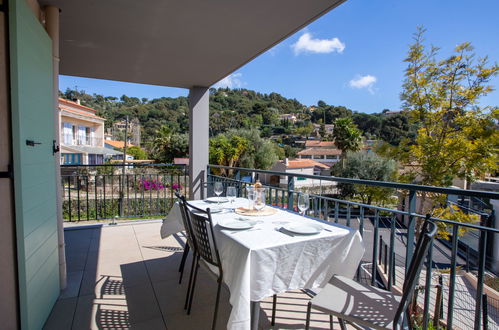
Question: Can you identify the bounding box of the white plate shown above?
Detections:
[282,223,322,235]
[204,197,229,203]
[218,219,255,230]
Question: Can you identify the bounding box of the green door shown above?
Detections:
[9,0,60,329]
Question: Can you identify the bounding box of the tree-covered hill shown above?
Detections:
[60,87,416,146]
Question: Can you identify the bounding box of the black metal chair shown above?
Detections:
[175,192,194,285]
[184,201,224,330]
[304,216,437,330]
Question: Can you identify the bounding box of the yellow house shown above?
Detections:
[59,98,120,164]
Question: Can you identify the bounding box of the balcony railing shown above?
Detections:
[61,164,188,221]
[62,133,103,146]
[206,164,499,330]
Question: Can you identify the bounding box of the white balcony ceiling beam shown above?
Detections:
[38,0,345,89]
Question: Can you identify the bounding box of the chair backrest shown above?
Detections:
[185,201,223,270]
[175,192,196,252]
[392,216,437,328]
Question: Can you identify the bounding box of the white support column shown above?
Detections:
[45,6,66,290]
[188,87,209,200]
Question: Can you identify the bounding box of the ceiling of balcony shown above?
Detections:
[39,0,346,89]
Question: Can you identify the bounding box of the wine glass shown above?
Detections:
[298,193,309,216]
[227,186,237,210]
[214,182,223,205]
[254,188,266,211]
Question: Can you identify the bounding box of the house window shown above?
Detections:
[62,153,82,165]
[326,155,337,159]
[301,155,312,159]
[85,127,91,145]
[88,154,104,165]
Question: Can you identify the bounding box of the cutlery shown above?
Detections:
[276,227,295,237]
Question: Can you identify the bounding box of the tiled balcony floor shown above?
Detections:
[44,221,347,329]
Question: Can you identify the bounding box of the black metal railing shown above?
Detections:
[207,164,499,330]
[61,164,188,221]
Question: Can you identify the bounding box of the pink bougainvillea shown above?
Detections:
[141,179,165,191]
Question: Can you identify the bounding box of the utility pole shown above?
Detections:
[119,116,128,218]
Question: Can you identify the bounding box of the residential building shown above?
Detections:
[297,147,342,165]
[2,1,496,329]
[59,98,121,165]
[261,158,333,188]
[279,113,297,124]
[312,123,334,137]
[110,117,141,146]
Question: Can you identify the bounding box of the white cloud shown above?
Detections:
[349,75,377,94]
[291,32,345,55]
[214,73,244,89]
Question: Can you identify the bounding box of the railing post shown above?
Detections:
[474,215,489,330]
[433,275,444,324]
[207,165,213,198]
[482,294,489,330]
[423,238,434,329]
[287,176,294,211]
[405,190,417,272]
[235,169,241,196]
[371,210,380,287]
[447,225,459,329]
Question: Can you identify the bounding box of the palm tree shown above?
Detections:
[151,125,173,162]
[332,117,362,163]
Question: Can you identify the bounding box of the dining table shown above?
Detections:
[160,197,365,330]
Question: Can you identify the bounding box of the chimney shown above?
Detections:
[285,158,289,166]
[72,98,81,105]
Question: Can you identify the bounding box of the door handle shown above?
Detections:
[26,140,42,147]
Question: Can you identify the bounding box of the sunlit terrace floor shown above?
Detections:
[44,221,350,329]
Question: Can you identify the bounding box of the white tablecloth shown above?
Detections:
[161,198,364,330]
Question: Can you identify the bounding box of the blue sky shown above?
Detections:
[60,0,499,114]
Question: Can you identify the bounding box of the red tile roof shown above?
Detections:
[59,98,105,120]
[285,159,330,169]
[297,148,342,156]
[304,140,336,148]
[59,98,97,112]
[104,140,134,149]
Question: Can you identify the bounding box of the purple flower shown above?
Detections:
[172,183,182,190]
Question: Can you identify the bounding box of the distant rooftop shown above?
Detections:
[284,159,330,169]
[304,140,336,148]
[104,140,134,149]
[297,148,342,156]
[59,98,105,120]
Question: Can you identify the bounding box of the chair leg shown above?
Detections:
[271,294,277,326]
[305,301,312,330]
[184,252,197,310]
[178,243,190,284]
[212,277,223,330]
[338,317,347,330]
[187,256,200,315]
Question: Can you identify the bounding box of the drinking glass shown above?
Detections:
[298,193,309,215]
[247,190,256,210]
[214,182,223,205]
[227,186,237,210]
[254,188,266,211]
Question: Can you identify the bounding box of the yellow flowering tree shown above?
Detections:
[397,28,498,233]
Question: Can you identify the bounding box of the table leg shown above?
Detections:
[250,301,260,330]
